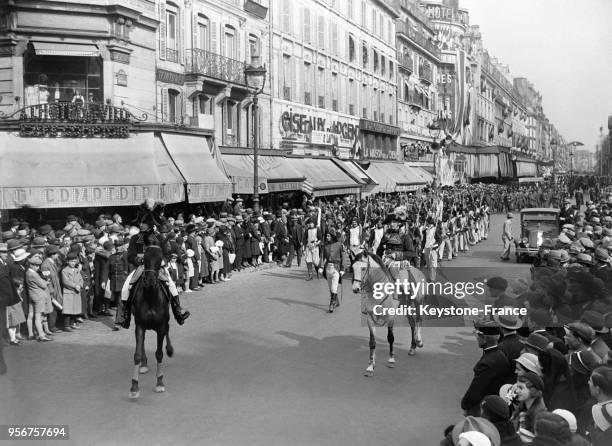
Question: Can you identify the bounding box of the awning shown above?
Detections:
[31,41,100,57]
[0,132,185,209]
[476,153,499,178]
[220,154,305,193]
[284,158,362,197]
[222,161,269,195]
[406,164,434,184]
[363,161,427,194]
[332,159,378,192]
[516,161,538,177]
[161,133,232,203]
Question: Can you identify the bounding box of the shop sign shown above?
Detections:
[268,181,304,192]
[3,184,185,209]
[280,109,359,145]
[359,118,401,136]
[367,149,397,161]
[156,69,184,85]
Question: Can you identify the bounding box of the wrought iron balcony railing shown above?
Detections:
[419,65,433,84]
[166,48,179,63]
[396,21,440,58]
[185,48,246,85]
[397,51,414,73]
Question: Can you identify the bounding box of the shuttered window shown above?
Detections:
[331,23,338,56]
[281,1,291,33]
[317,15,325,49]
[198,15,209,50]
[168,89,180,123]
[303,8,311,44]
[224,25,236,59]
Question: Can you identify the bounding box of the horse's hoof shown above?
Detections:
[166,345,174,357]
[386,357,396,368]
[128,391,140,400]
[364,370,374,377]
[417,340,424,348]
[139,366,149,374]
[154,385,165,393]
[408,348,416,356]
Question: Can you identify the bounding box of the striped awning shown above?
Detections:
[32,41,100,57]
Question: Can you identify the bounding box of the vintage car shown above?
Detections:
[514,208,561,263]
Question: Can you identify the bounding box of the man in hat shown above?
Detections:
[500,213,514,261]
[375,213,416,264]
[285,214,304,268]
[273,212,289,265]
[41,245,62,332]
[564,322,595,357]
[486,277,516,309]
[233,198,244,216]
[461,319,513,416]
[233,216,246,270]
[221,197,234,215]
[581,310,611,359]
[494,307,525,364]
[184,224,201,291]
[0,242,22,370]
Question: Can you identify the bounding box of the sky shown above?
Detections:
[459,0,612,151]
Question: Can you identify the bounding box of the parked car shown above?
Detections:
[515,208,560,263]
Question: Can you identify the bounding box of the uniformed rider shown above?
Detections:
[120,223,191,328]
[375,214,417,264]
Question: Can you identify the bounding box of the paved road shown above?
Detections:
[0,213,530,446]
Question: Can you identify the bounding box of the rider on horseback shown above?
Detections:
[120,200,191,329]
[375,209,418,264]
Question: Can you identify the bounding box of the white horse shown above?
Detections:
[352,253,425,377]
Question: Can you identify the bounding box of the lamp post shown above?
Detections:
[567,141,584,180]
[244,62,267,213]
[428,120,443,188]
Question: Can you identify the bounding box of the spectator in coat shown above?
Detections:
[588,366,612,446]
[109,239,129,330]
[41,245,62,333]
[0,243,24,348]
[184,224,201,291]
[61,252,84,331]
[461,320,513,416]
[93,241,112,315]
[510,372,547,441]
[233,217,246,270]
[25,254,52,342]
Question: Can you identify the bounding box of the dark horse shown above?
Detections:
[128,237,174,400]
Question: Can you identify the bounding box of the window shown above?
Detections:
[348,79,355,115]
[24,56,103,106]
[282,55,292,100]
[168,89,180,123]
[348,0,354,20]
[196,94,213,115]
[361,1,366,27]
[371,9,376,34]
[389,60,393,80]
[330,23,338,55]
[198,15,209,51]
[381,55,385,76]
[387,19,392,43]
[166,3,178,62]
[304,62,313,105]
[248,34,260,65]
[361,84,368,118]
[362,42,368,68]
[281,1,291,33]
[223,100,239,145]
[380,15,384,38]
[224,25,236,59]
[317,68,325,108]
[318,15,325,49]
[348,35,355,62]
[373,50,379,72]
[331,73,338,111]
[303,8,311,43]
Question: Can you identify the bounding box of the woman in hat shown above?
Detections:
[61,252,83,331]
[204,227,219,284]
[1,244,26,346]
[510,372,547,440]
[25,254,52,342]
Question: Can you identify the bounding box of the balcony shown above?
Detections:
[397,51,414,73]
[419,64,433,84]
[185,48,246,85]
[166,48,179,63]
[244,0,268,19]
[396,21,440,59]
[398,0,431,27]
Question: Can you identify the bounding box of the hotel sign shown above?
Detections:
[156,69,185,85]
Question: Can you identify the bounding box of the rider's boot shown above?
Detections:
[121,297,132,329]
[170,293,191,325]
[328,293,335,313]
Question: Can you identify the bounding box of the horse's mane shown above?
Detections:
[365,252,394,282]
[142,244,163,289]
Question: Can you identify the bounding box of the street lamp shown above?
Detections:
[244,62,267,213]
[567,141,584,180]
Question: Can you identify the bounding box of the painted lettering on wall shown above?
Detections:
[280,109,359,144]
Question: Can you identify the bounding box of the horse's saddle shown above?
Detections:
[129,266,170,286]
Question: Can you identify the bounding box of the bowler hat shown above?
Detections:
[474,319,500,336]
[1,230,15,241]
[30,237,47,248]
[11,248,30,262]
[564,322,594,344]
[581,310,608,333]
[38,224,53,235]
[522,332,550,352]
[6,239,24,251]
[486,276,508,291]
[481,395,510,422]
[492,307,523,330]
[569,350,600,375]
[44,245,60,256]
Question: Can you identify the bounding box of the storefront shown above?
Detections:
[359,118,402,161]
[284,157,362,198]
[274,105,361,159]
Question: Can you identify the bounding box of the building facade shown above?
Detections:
[270,0,401,160]
[394,0,439,164]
